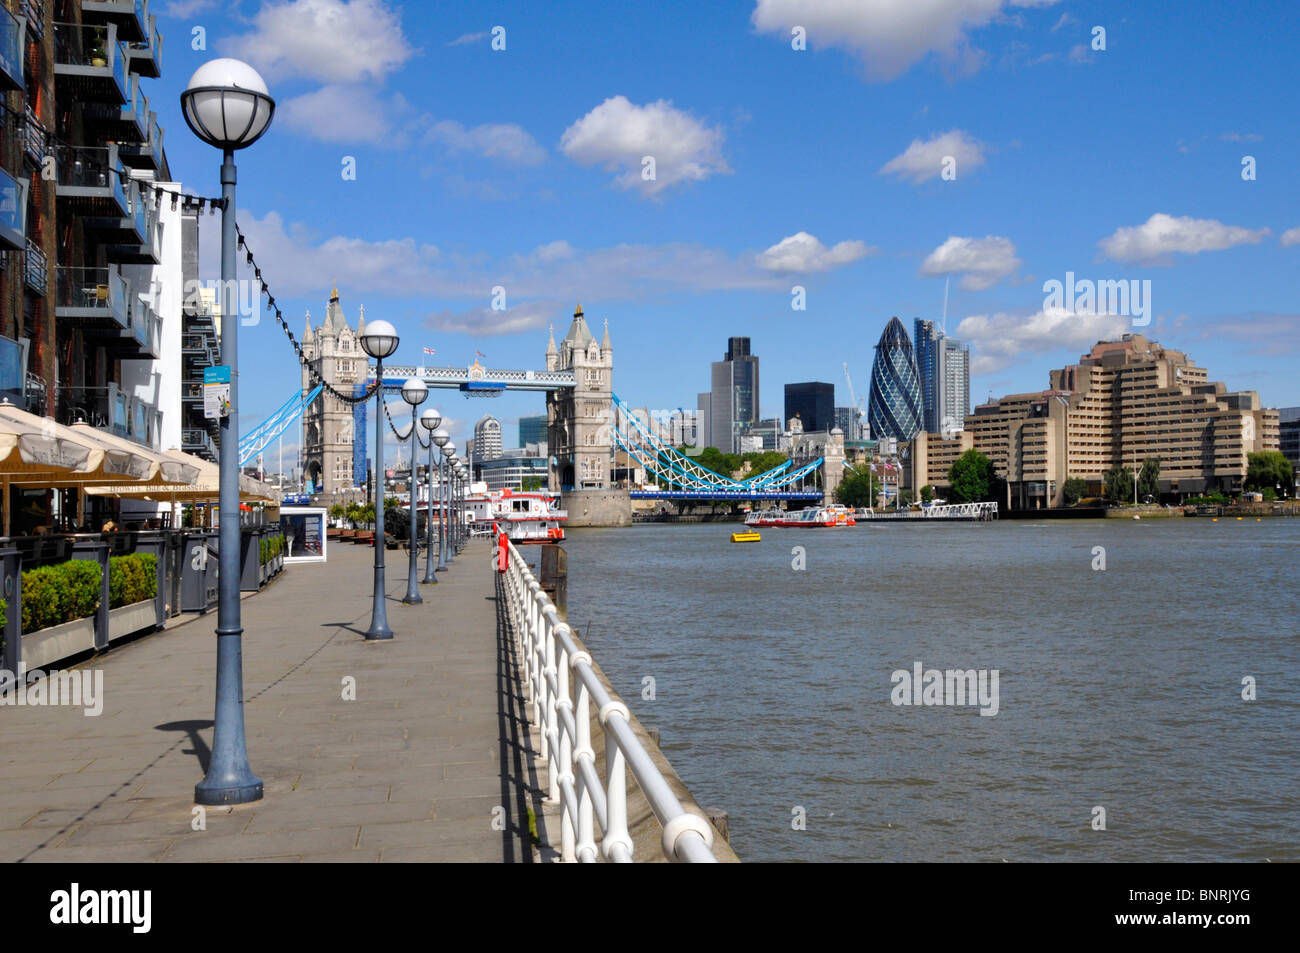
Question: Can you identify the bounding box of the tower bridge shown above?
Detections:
[300,294,841,522]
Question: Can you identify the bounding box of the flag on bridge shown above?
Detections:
[423,346,436,356]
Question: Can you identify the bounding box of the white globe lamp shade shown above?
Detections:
[359,319,399,359]
[432,427,450,447]
[401,378,428,406]
[421,408,441,431]
[181,59,275,150]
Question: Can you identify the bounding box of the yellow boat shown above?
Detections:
[731,531,761,543]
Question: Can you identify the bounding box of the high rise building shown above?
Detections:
[710,336,759,453]
[1278,407,1300,477]
[518,414,547,449]
[670,408,698,447]
[474,414,503,460]
[834,406,864,441]
[913,318,970,435]
[868,317,923,442]
[908,334,1280,508]
[696,391,712,448]
[784,381,834,433]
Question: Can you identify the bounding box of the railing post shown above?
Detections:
[1,548,22,686]
[543,611,558,791]
[554,635,575,861]
[599,700,633,861]
[72,540,110,651]
[571,650,597,862]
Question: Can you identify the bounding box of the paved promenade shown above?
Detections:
[0,540,550,862]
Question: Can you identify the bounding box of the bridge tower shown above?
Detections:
[301,286,362,498]
[823,426,845,505]
[546,302,613,490]
[546,304,630,525]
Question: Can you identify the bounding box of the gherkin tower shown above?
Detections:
[868,316,923,442]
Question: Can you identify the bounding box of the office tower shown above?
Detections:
[474,414,503,460]
[784,381,835,433]
[710,336,759,454]
[868,317,923,442]
[518,414,547,449]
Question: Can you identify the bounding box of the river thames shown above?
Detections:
[562,518,1299,862]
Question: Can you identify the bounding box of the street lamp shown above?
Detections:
[452,461,464,552]
[456,462,468,552]
[400,378,427,605]
[359,319,399,640]
[442,442,457,564]
[419,409,442,583]
[182,58,274,807]
[432,428,450,571]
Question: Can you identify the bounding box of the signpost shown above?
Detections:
[204,366,231,420]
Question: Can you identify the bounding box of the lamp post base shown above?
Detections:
[402,592,423,605]
[195,775,263,806]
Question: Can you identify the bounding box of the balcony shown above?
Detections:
[54,144,129,218]
[80,0,148,44]
[124,13,161,78]
[0,6,24,92]
[84,72,149,143]
[119,111,164,170]
[23,103,46,168]
[118,293,161,360]
[54,265,129,329]
[183,428,218,462]
[24,238,46,295]
[0,167,26,251]
[104,182,158,263]
[53,22,128,103]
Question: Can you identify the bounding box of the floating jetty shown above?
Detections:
[856,501,999,522]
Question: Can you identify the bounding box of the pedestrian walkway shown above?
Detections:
[0,540,550,862]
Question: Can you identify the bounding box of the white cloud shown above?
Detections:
[1068,43,1092,63]
[426,300,561,337]
[279,85,407,143]
[1098,213,1270,265]
[222,0,416,84]
[447,31,489,46]
[755,231,874,273]
[956,308,1130,373]
[228,211,786,303]
[1219,131,1263,142]
[424,120,547,165]
[1281,227,1300,248]
[880,129,986,184]
[163,0,221,16]
[920,235,1020,290]
[1050,12,1077,31]
[559,96,730,197]
[751,0,1061,81]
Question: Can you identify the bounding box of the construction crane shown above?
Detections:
[843,361,866,437]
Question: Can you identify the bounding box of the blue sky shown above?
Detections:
[154,0,1300,466]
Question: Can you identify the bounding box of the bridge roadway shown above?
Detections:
[0,541,551,863]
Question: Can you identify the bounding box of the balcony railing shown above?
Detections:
[54,265,129,328]
[0,167,25,251]
[85,72,149,143]
[23,103,45,168]
[183,428,218,462]
[25,373,46,416]
[119,111,164,170]
[24,238,46,295]
[54,143,129,219]
[53,22,129,103]
[22,0,44,42]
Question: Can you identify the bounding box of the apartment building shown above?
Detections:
[1,0,175,523]
[906,334,1279,508]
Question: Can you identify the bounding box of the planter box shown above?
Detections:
[108,600,158,642]
[23,616,97,671]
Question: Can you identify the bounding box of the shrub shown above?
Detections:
[22,560,104,634]
[109,553,158,609]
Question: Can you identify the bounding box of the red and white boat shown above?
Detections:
[467,488,567,543]
[745,505,855,527]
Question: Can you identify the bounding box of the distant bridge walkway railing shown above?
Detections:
[630,489,822,501]
[498,532,717,863]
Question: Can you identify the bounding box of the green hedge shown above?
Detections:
[109,553,158,609]
[22,560,103,635]
[260,534,284,565]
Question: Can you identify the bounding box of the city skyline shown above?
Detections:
[143,0,1299,469]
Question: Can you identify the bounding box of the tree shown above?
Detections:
[948,450,996,503]
[1103,466,1133,504]
[835,469,877,508]
[345,502,362,527]
[920,485,934,503]
[328,504,345,522]
[1246,450,1294,495]
[521,476,544,491]
[1062,478,1088,507]
[1138,458,1161,502]
[384,495,400,511]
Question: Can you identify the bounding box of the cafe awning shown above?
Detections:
[85,448,279,504]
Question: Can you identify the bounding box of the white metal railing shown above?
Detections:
[496,530,717,863]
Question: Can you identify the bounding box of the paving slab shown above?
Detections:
[0,541,546,863]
